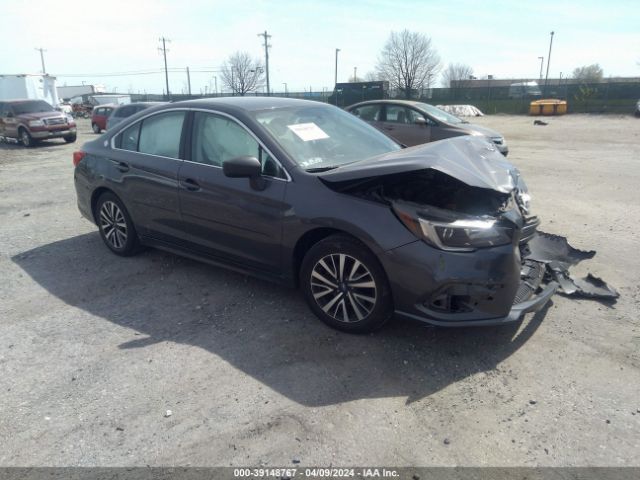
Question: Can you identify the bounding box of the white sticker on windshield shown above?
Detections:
[287,122,329,142]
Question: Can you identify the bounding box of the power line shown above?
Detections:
[257,30,271,95]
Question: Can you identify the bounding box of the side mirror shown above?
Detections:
[415,116,427,125]
[223,155,261,178]
[223,156,266,190]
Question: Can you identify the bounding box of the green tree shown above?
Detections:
[572,64,604,83]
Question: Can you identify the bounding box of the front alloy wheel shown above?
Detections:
[301,234,393,333]
[311,253,377,323]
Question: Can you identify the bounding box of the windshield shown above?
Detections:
[253,105,400,170]
[415,102,464,124]
[12,100,55,115]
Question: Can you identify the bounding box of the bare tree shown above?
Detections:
[375,30,441,99]
[363,71,378,81]
[572,64,604,83]
[441,63,474,88]
[221,52,264,95]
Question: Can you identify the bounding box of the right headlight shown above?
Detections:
[394,205,514,252]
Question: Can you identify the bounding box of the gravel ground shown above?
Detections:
[0,114,639,467]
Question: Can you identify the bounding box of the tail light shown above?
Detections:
[73,151,86,167]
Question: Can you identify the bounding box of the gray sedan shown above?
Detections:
[346,99,508,155]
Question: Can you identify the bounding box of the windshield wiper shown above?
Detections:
[305,165,340,172]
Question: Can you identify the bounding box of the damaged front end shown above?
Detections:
[319,136,617,326]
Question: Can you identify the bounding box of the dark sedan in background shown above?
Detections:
[106,102,164,131]
[346,99,509,155]
[73,97,552,333]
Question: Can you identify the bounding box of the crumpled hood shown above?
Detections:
[318,135,517,193]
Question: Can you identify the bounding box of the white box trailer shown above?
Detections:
[57,84,106,100]
[0,74,60,107]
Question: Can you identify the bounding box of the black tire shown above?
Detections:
[92,123,101,134]
[64,134,77,143]
[19,128,34,147]
[95,192,141,256]
[300,234,393,333]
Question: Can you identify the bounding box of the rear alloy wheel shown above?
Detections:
[301,234,393,333]
[20,128,33,147]
[95,192,140,256]
[92,123,101,134]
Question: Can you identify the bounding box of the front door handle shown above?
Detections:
[181,178,201,191]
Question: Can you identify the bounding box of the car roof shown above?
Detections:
[346,99,428,109]
[169,96,330,113]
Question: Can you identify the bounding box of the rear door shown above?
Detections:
[177,111,288,274]
[380,104,431,146]
[110,110,187,242]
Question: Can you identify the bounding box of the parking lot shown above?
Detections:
[1,114,639,466]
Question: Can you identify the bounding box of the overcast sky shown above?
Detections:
[2,0,638,94]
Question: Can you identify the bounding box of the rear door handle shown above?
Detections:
[112,160,130,172]
[181,178,201,191]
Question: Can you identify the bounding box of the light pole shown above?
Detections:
[543,31,554,97]
[282,82,288,95]
[538,56,544,80]
[334,48,340,86]
[214,76,217,95]
[35,48,47,74]
[353,66,357,82]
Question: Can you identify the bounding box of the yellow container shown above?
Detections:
[530,99,567,115]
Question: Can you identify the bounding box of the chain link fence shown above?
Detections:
[130,80,640,115]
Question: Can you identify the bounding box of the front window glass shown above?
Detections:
[253,105,400,170]
[12,100,54,114]
[190,112,284,178]
[415,102,463,124]
[192,112,259,167]
[385,105,421,124]
[138,111,185,159]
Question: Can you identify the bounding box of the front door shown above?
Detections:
[177,111,288,275]
[381,104,431,146]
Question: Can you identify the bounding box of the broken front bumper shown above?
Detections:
[381,235,559,327]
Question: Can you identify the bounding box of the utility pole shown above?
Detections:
[282,82,287,95]
[158,37,171,100]
[214,76,218,95]
[538,56,544,80]
[334,48,340,85]
[353,66,357,82]
[258,30,272,95]
[35,47,47,74]
[543,31,554,97]
[186,67,191,95]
